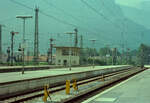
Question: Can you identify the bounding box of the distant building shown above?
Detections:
[55,46,80,66]
[24,55,51,62]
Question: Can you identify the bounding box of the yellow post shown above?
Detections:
[73,79,78,91]
[43,85,50,102]
[66,80,70,94]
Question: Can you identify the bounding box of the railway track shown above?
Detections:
[1,67,145,103]
[65,68,145,103]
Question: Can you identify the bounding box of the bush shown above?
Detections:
[88,58,106,66]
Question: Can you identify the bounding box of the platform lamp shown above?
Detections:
[65,32,74,71]
[16,15,32,74]
[90,39,96,68]
[10,31,19,66]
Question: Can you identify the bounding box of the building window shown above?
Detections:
[58,60,61,63]
[62,49,69,55]
[73,60,76,65]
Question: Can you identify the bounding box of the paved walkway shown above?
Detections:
[0,65,126,84]
[82,69,150,103]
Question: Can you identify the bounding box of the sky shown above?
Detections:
[0,0,150,54]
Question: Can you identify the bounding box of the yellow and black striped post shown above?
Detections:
[73,79,78,91]
[43,85,51,102]
[66,80,70,94]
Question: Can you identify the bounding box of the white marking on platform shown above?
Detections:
[95,97,116,102]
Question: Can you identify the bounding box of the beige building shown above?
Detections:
[55,46,80,66]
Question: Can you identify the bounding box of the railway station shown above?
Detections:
[1,0,150,103]
[0,65,147,103]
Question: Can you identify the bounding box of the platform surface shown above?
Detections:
[0,65,126,84]
[82,69,150,103]
[0,65,54,69]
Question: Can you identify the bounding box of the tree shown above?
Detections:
[137,44,150,67]
[99,47,110,56]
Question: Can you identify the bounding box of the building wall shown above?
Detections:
[55,48,80,66]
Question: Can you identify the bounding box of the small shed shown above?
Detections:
[55,46,80,66]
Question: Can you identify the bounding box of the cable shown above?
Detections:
[39,10,77,27]
[104,0,126,29]
[80,0,122,30]
[39,9,114,42]
[9,0,77,27]
[42,0,116,39]
[100,0,117,18]
[9,0,78,28]
[81,0,108,21]
[8,0,116,43]
[43,0,83,23]
[10,0,34,10]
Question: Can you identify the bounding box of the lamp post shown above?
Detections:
[90,39,96,68]
[7,47,10,65]
[25,39,31,65]
[49,38,55,65]
[16,15,32,74]
[112,48,114,65]
[10,31,19,66]
[65,32,74,71]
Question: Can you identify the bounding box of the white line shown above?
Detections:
[82,69,145,103]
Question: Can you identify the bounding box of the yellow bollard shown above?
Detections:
[43,85,51,102]
[73,79,78,91]
[43,85,48,102]
[66,80,70,94]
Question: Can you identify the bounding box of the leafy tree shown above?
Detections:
[137,44,150,67]
[99,47,111,56]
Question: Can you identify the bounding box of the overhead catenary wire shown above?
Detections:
[80,0,122,30]
[8,0,118,44]
[100,0,118,19]
[104,0,127,30]
[10,0,34,10]
[10,0,77,28]
[39,10,77,28]
[42,0,116,40]
[43,0,83,23]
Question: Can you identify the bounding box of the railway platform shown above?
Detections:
[0,65,63,73]
[82,68,150,103]
[0,65,130,100]
[0,65,127,83]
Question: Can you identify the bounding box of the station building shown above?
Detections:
[55,46,80,66]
